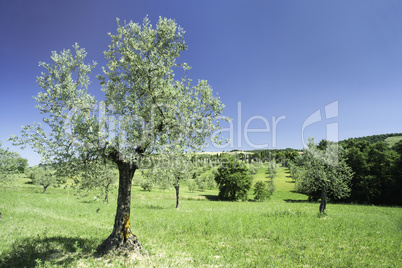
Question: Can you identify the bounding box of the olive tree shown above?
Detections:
[27,166,57,193]
[10,16,225,255]
[78,160,118,203]
[164,155,193,209]
[141,154,193,208]
[296,139,353,214]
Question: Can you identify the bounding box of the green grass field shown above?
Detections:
[0,165,401,267]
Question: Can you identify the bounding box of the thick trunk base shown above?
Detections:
[319,186,327,214]
[96,232,148,257]
[95,158,147,257]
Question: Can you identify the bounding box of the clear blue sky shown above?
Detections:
[1,0,401,166]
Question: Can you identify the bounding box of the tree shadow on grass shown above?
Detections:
[201,195,220,201]
[0,235,99,268]
[284,199,312,203]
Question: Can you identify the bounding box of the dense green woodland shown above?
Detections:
[287,136,402,206]
[340,137,402,205]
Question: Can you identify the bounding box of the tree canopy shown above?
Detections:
[341,139,401,205]
[293,139,353,213]
[214,155,253,201]
[27,166,57,193]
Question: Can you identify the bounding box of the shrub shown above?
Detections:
[140,180,153,192]
[214,156,252,201]
[187,180,196,193]
[253,181,270,201]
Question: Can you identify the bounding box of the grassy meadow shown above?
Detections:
[0,165,401,267]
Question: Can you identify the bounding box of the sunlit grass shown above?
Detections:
[0,168,401,267]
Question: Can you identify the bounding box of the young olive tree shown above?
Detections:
[296,139,353,214]
[253,181,271,201]
[143,154,193,208]
[27,165,57,193]
[78,160,118,203]
[10,17,225,255]
[163,155,193,209]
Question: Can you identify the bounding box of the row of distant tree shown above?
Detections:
[2,132,401,207]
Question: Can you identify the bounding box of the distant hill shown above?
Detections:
[341,133,402,147]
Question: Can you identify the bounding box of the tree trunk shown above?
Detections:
[96,161,147,256]
[104,182,110,203]
[174,182,180,209]
[319,185,327,214]
[42,184,49,194]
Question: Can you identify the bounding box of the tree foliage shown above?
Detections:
[253,181,271,202]
[341,139,401,205]
[293,139,353,212]
[27,166,57,193]
[214,155,252,201]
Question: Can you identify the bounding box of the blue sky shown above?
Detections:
[1,0,401,166]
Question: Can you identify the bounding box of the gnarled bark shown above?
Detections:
[41,183,49,194]
[319,185,327,214]
[96,160,147,256]
[174,182,180,209]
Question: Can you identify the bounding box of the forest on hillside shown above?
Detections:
[288,134,402,206]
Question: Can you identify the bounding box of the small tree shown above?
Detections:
[247,163,259,175]
[214,155,252,201]
[140,168,159,192]
[253,181,270,201]
[266,159,277,195]
[144,154,193,208]
[267,159,277,181]
[170,156,193,208]
[296,139,353,214]
[187,180,196,193]
[78,160,117,203]
[195,174,207,191]
[28,166,57,193]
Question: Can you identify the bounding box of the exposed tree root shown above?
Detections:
[95,232,148,258]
